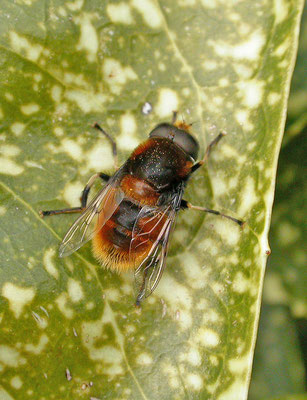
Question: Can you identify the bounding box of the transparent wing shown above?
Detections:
[131,185,184,304]
[59,175,125,258]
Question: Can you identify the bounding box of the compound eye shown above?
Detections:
[173,133,199,161]
[149,123,174,140]
[149,122,199,160]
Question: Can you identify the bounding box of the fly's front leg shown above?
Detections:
[191,131,226,173]
[181,200,245,227]
[39,172,110,218]
[187,130,245,226]
[92,123,118,170]
[80,172,110,208]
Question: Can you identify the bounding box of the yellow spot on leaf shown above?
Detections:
[233,272,250,293]
[0,157,24,175]
[21,103,40,115]
[182,253,205,289]
[235,109,254,131]
[51,85,63,103]
[55,293,74,319]
[75,13,98,62]
[201,0,218,9]
[180,346,201,366]
[11,122,25,137]
[103,58,138,95]
[54,126,64,137]
[107,3,134,24]
[0,388,15,399]
[9,31,43,62]
[63,181,83,206]
[24,334,49,355]
[67,278,84,303]
[274,0,290,24]
[67,0,84,11]
[228,354,250,374]
[2,283,35,318]
[275,37,290,57]
[238,176,258,215]
[0,144,20,157]
[196,328,220,347]
[44,248,59,279]
[211,31,265,61]
[237,80,265,108]
[218,377,246,400]
[186,373,203,391]
[65,90,107,113]
[118,113,139,150]
[5,93,13,102]
[61,138,82,161]
[82,318,124,374]
[136,353,153,365]
[10,376,23,389]
[131,0,162,29]
[213,218,241,246]
[155,88,179,118]
[0,345,26,367]
[268,92,281,106]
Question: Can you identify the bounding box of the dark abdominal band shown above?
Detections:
[106,200,141,250]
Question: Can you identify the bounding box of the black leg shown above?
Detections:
[172,111,178,124]
[191,131,226,173]
[181,200,245,227]
[93,122,118,169]
[39,207,84,217]
[39,172,110,218]
[80,172,110,208]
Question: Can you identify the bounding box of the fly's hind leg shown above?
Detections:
[39,172,110,218]
[181,200,245,227]
[92,122,118,170]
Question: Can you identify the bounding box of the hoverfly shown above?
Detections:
[40,113,243,305]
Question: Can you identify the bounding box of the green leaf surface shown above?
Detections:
[0,1,303,400]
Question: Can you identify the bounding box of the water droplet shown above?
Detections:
[141,102,153,115]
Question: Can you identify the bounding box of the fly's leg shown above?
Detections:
[180,200,245,227]
[191,131,226,173]
[172,111,178,124]
[187,131,244,225]
[39,173,110,217]
[80,172,109,208]
[92,122,118,170]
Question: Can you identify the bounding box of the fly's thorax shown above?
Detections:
[120,174,159,205]
[127,137,194,191]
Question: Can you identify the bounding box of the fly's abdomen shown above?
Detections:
[92,199,164,272]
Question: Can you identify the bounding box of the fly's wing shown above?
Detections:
[131,184,184,304]
[59,174,125,258]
